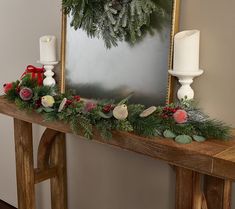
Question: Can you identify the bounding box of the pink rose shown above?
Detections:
[173,109,188,124]
[85,102,96,112]
[19,87,33,101]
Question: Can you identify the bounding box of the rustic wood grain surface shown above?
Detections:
[0,96,234,180]
[13,119,36,209]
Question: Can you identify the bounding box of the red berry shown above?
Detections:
[161,114,168,119]
[65,100,73,107]
[34,99,42,108]
[73,95,81,102]
[3,83,13,94]
[16,86,20,93]
[172,109,177,113]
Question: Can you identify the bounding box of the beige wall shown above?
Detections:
[180,0,235,127]
[0,0,234,209]
[0,0,61,207]
[180,0,235,205]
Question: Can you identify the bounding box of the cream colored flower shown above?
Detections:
[41,95,55,108]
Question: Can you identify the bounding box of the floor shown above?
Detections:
[0,200,16,209]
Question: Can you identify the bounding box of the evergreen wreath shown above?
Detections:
[62,0,171,48]
[3,76,231,144]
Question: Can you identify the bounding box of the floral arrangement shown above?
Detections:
[3,75,231,144]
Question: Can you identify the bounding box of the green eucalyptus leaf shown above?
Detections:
[36,107,43,113]
[43,107,54,113]
[117,93,134,105]
[163,130,176,138]
[98,111,113,119]
[193,135,206,142]
[175,135,192,144]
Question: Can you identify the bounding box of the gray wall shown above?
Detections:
[0,0,235,209]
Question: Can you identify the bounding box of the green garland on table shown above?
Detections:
[62,0,171,48]
[3,76,231,144]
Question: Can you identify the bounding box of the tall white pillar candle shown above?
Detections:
[173,30,200,72]
[39,35,57,62]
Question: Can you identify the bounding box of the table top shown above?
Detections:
[0,96,235,180]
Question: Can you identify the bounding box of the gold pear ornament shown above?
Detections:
[41,95,55,108]
[113,104,128,120]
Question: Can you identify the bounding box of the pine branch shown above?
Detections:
[132,115,161,137]
[96,120,113,139]
[70,114,93,139]
[4,75,231,142]
[191,120,231,140]
[114,120,133,132]
[4,81,20,101]
[63,0,170,48]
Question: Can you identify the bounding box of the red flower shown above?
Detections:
[19,87,33,101]
[3,83,13,94]
[85,102,96,112]
[102,104,113,113]
[173,109,188,124]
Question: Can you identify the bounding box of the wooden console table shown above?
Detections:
[0,96,234,209]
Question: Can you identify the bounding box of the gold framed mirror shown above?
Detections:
[60,0,180,105]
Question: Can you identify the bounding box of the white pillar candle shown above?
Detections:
[173,30,200,72]
[39,35,57,62]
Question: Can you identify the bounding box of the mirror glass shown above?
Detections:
[65,0,177,106]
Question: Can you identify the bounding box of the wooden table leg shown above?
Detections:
[192,173,203,209]
[175,167,205,209]
[175,167,194,209]
[14,119,36,209]
[50,133,68,209]
[204,175,232,209]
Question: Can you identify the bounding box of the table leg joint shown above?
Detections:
[37,128,60,170]
[34,166,58,184]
